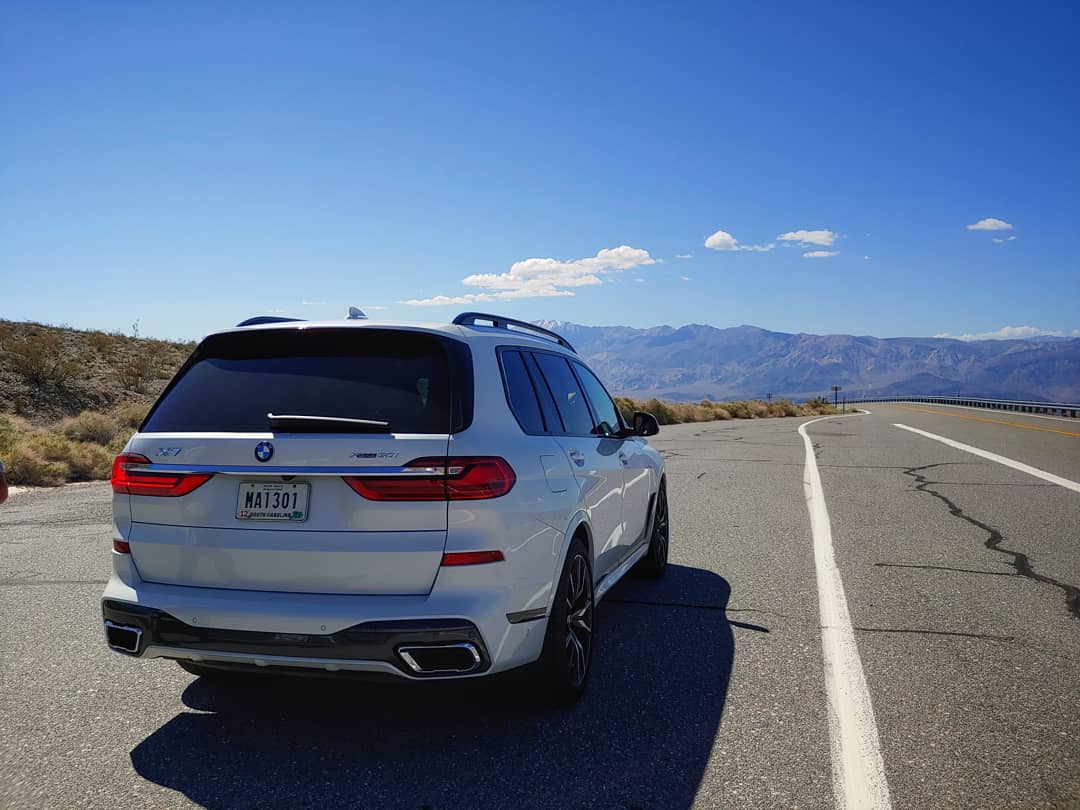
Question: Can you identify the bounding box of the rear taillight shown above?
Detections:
[344,457,516,501]
[111,453,212,497]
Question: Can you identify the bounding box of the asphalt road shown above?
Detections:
[1,403,1078,809]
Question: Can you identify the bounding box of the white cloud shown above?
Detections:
[992,236,1017,243]
[704,230,775,252]
[301,300,327,306]
[400,245,656,306]
[398,293,496,307]
[679,275,691,281]
[778,229,838,247]
[675,253,693,259]
[633,278,646,283]
[863,255,872,260]
[934,325,1073,341]
[803,250,839,258]
[704,230,738,250]
[966,217,1013,231]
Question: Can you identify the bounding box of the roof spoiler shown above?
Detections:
[452,312,576,353]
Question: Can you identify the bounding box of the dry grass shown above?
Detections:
[60,410,121,445]
[1,410,123,486]
[618,395,841,426]
[114,402,150,429]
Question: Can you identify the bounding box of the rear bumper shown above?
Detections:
[102,599,490,678]
[100,553,550,679]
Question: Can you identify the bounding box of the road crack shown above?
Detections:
[903,463,1080,620]
[874,562,1014,577]
[854,626,1015,642]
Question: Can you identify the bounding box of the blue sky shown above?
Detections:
[2,2,1078,341]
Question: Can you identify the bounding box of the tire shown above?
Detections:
[533,537,594,706]
[635,478,669,578]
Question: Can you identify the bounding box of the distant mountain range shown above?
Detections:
[534,321,1080,403]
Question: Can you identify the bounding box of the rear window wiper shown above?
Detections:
[267,413,391,433]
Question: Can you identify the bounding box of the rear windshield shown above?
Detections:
[143,328,468,434]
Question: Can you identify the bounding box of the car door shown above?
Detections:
[572,361,653,553]
[529,352,625,579]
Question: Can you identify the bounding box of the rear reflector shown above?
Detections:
[113,539,132,554]
[344,457,516,501]
[441,550,505,566]
[111,453,213,497]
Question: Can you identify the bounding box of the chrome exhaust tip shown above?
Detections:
[398,643,481,675]
[104,620,143,655]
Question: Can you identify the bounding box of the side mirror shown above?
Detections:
[632,411,660,437]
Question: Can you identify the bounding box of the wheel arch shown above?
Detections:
[553,510,593,591]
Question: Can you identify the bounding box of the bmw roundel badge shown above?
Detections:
[254,441,274,463]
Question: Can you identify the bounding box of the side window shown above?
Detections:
[524,353,564,433]
[532,353,595,436]
[574,363,622,436]
[499,350,545,434]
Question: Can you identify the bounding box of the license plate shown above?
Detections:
[236,482,310,521]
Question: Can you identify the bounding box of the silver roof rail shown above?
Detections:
[452,312,576,353]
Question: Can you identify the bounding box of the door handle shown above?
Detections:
[618,452,629,466]
[568,449,585,464]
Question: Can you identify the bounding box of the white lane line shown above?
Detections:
[894,424,1080,494]
[799,415,892,810]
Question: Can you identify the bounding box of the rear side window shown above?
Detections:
[143,329,469,434]
[525,353,564,432]
[573,362,622,436]
[499,350,545,434]
[532,353,595,436]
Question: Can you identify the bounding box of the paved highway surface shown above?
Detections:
[2,403,1078,808]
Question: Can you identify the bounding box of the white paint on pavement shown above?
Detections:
[894,423,1080,494]
[799,415,892,810]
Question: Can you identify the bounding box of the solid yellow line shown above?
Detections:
[894,405,1080,438]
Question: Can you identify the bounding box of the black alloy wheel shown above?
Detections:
[534,537,594,705]
[564,551,594,690]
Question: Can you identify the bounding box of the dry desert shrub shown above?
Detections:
[8,444,70,486]
[3,331,81,387]
[114,402,150,429]
[60,410,120,445]
[6,430,113,485]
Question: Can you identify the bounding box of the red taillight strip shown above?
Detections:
[441,550,505,566]
[113,540,131,554]
[344,457,515,502]
[111,453,213,497]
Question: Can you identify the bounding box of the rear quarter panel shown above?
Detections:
[442,340,580,615]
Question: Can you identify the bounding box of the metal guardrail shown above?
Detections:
[845,395,1080,418]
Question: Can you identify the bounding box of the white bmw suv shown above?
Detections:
[101,312,667,704]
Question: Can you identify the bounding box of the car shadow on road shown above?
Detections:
[130,564,736,809]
